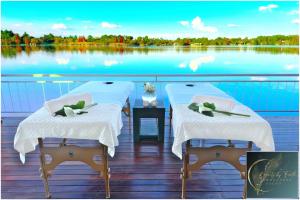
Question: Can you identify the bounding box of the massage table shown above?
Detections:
[165,83,274,198]
[14,81,134,198]
[69,81,133,117]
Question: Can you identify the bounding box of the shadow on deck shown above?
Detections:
[1,115,299,199]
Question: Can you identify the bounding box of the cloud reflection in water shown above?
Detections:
[179,55,215,72]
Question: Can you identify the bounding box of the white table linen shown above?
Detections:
[14,81,135,163]
[69,81,135,107]
[166,83,275,159]
[44,93,92,116]
[166,83,234,106]
[14,104,122,163]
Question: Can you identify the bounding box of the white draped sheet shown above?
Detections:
[69,81,135,108]
[165,83,275,159]
[14,81,134,163]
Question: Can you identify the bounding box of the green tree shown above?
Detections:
[87,35,94,42]
[42,33,55,44]
[1,30,15,45]
[21,32,30,45]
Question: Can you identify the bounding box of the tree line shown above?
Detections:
[2,43,299,59]
[1,29,299,46]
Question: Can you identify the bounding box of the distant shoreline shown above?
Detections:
[2,30,299,47]
[2,43,299,59]
[1,44,299,48]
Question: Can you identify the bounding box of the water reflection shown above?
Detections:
[1,45,299,59]
[2,45,298,75]
[56,57,70,65]
[224,61,236,65]
[103,60,122,67]
[179,55,215,72]
[189,55,215,71]
[285,64,298,70]
[1,45,167,58]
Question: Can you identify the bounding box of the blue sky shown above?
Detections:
[1,1,299,39]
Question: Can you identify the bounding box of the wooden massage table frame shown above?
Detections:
[169,105,253,199]
[38,98,131,199]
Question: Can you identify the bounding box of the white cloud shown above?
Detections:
[56,57,70,65]
[288,10,299,15]
[146,33,191,39]
[52,23,67,30]
[65,17,72,21]
[13,23,22,27]
[227,23,239,28]
[292,18,300,24]
[189,55,215,72]
[12,23,33,28]
[179,21,189,26]
[191,16,217,33]
[258,4,278,11]
[101,22,120,29]
[83,25,96,30]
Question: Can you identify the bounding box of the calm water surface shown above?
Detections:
[1,46,299,75]
[1,46,299,116]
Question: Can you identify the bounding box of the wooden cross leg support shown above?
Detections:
[181,140,252,199]
[38,138,111,199]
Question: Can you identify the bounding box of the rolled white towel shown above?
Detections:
[44,93,93,116]
[191,95,236,111]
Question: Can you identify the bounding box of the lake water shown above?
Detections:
[1,46,299,116]
[1,46,299,75]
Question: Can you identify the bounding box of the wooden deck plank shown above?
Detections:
[1,115,298,199]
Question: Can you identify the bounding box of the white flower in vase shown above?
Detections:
[143,82,157,106]
[144,82,156,94]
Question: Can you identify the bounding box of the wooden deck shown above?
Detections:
[1,115,299,199]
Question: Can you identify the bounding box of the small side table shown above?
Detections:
[133,99,165,143]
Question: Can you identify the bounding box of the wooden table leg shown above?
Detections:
[242,141,253,199]
[169,105,172,136]
[227,140,235,147]
[181,140,190,199]
[38,138,111,198]
[181,170,186,199]
[102,145,111,199]
[243,179,247,199]
[158,110,165,143]
[181,140,252,199]
[127,98,131,133]
[133,110,140,143]
[59,138,67,147]
[38,138,51,199]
